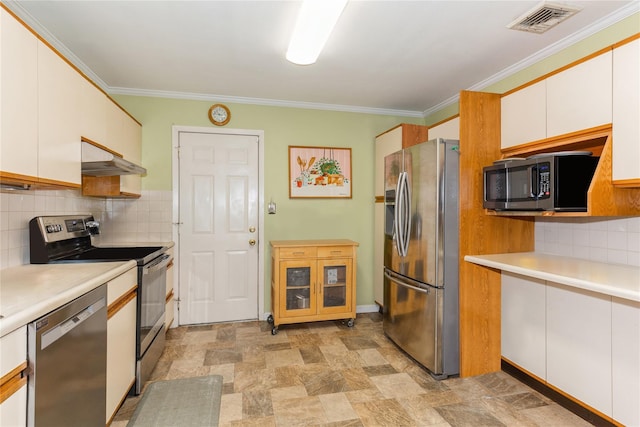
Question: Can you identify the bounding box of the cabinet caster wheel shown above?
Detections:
[267,315,274,325]
[271,327,278,335]
[346,318,354,327]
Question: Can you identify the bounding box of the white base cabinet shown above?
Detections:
[0,326,27,427]
[612,297,640,426]
[501,273,546,380]
[546,282,612,416]
[165,247,175,330]
[502,273,639,426]
[106,267,137,424]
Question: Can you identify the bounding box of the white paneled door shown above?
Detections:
[177,130,259,324]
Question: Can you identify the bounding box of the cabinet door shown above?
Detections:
[612,297,640,427]
[165,262,175,330]
[428,117,460,141]
[375,127,402,196]
[280,260,317,317]
[37,42,82,185]
[104,100,125,154]
[501,81,546,148]
[0,326,27,426]
[546,52,612,138]
[373,204,384,305]
[0,8,38,178]
[501,273,546,380]
[612,38,640,184]
[106,296,137,423]
[546,282,612,416]
[120,115,142,194]
[318,258,352,314]
[78,78,107,145]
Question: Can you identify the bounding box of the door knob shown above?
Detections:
[249,226,256,233]
[249,239,256,246]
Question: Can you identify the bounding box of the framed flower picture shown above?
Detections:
[288,146,352,198]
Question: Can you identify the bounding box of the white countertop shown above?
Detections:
[464,252,640,302]
[0,261,136,337]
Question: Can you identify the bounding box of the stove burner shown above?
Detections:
[54,246,164,264]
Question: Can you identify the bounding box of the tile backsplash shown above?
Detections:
[1,189,638,270]
[0,189,172,269]
[535,216,640,267]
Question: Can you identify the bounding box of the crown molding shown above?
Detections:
[422,2,640,118]
[109,87,424,117]
[4,0,638,120]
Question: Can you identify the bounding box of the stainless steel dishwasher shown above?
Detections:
[27,284,107,427]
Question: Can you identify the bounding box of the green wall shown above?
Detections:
[112,95,423,311]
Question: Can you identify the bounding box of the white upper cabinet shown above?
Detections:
[0,8,38,178]
[78,78,107,145]
[375,126,403,196]
[612,38,640,184]
[120,114,142,194]
[37,42,82,185]
[546,51,612,138]
[501,51,613,149]
[501,81,546,149]
[428,117,460,141]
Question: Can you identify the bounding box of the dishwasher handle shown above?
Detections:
[40,297,106,350]
[143,253,172,275]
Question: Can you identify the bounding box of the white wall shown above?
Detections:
[0,189,172,269]
[535,217,640,266]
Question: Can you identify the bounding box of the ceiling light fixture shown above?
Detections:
[286,0,348,65]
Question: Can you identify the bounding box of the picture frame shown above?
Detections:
[289,146,352,198]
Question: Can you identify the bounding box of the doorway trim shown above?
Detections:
[171,125,265,324]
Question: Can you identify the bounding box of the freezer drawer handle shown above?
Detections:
[384,270,430,294]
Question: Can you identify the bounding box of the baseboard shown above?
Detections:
[501,359,621,427]
[356,304,380,313]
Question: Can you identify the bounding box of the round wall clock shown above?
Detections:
[208,104,231,126]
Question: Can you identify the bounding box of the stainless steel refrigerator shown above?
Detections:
[383,138,459,379]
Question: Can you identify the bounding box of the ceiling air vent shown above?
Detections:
[508,2,581,34]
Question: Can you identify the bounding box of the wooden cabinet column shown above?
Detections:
[458,90,535,377]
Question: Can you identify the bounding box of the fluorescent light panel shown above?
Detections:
[286,0,348,65]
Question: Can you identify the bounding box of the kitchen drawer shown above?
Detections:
[278,246,317,259]
[318,246,353,258]
[107,267,137,305]
[0,326,26,378]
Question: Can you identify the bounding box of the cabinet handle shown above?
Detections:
[293,251,305,255]
[330,251,342,254]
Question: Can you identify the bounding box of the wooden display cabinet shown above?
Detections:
[269,239,358,335]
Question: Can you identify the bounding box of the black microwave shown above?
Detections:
[483,153,599,211]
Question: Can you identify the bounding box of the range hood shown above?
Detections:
[81,141,146,176]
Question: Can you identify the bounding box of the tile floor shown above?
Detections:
[112,313,593,426]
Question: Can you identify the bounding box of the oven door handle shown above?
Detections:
[143,253,173,275]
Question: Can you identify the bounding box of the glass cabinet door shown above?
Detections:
[280,260,316,314]
[319,259,352,313]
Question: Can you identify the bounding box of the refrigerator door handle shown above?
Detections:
[394,173,404,256]
[384,269,430,294]
[401,171,411,257]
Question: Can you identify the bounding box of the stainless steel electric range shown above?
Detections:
[29,215,172,395]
